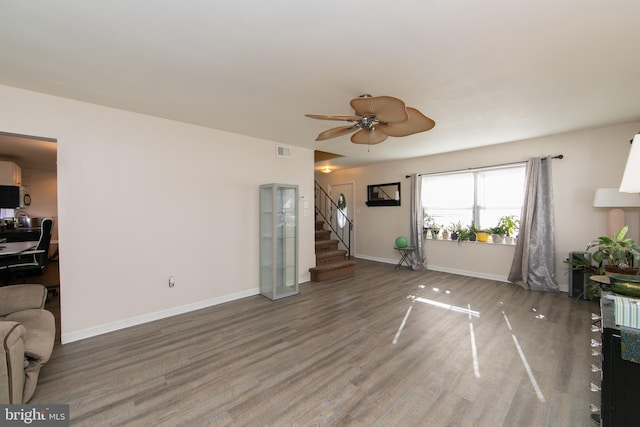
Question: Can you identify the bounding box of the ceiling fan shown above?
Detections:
[305,94,435,145]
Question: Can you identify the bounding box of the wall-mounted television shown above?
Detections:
[0,185,20,208]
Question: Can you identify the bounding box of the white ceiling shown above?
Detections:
[1,1,639,171]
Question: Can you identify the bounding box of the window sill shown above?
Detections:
[424,238,516,246]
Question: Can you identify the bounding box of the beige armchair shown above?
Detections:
[0,284,55,403]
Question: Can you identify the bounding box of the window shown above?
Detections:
[0,208,14,219]
[422,164,526,230]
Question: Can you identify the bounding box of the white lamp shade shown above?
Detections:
[593,188,640,207]
[620,134,640,193]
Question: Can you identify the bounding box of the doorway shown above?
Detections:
[328,181,356,255]
[0,131,59,337]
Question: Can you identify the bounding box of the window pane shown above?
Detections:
[477,167,525,229]
[423,172,474,228]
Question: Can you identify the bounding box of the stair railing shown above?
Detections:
[314,180,353,259]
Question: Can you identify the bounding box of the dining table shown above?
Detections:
[0,241,40,257]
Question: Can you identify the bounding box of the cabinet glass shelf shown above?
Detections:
[260,183,298,300]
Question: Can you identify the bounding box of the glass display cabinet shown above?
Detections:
[260,183,298,300]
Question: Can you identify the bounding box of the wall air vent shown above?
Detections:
[276,145,292,158]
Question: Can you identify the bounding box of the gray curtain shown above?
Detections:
[409,173,426,270]
[508,157,559,291]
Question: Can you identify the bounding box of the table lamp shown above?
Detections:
[593,188,640,237]
[620,133,640,193]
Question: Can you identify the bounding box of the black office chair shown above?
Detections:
[6,218,54,279]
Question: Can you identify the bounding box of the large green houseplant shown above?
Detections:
[587,226,640,274]
[564,226,640,300]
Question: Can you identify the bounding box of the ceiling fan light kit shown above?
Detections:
[306,94,435,145]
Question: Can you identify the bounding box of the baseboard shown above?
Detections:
[355,254,569,292]
[426,264,509,283]
[355,254,508,282]
[61,288,260,344]
[355,253,397,264]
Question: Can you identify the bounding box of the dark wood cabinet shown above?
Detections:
[599,295,640,426]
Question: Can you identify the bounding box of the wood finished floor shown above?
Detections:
[35,259,599,426]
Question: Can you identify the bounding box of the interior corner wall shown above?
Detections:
[316,121,640,290]
[0,84,315,343]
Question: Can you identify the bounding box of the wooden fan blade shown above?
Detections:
[305,114,361,121]
[316,125,358,141]
[350,128,389,145]
[350,96,408,123]
[378,107,436,137]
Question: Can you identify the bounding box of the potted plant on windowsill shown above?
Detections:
[430,224,441,239]
[423,211,442,239]
[488,226,506,244]
[476,231,490,242]
[449,221,463,241]
[476,228,490,242]
[498,215,520,244]
[456,224,476,244]
[467,223,478,241]
[588,226,640,275]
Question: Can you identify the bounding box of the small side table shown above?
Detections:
[591,275,610,285]
[394,246,415,270]
[590,275,611,300]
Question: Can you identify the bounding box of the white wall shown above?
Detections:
[0,84,315,343]
[317,122,640,291]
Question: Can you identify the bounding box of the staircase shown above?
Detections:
[309,181,355,282]
[309,219,356,281]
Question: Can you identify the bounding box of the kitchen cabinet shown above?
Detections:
[259,183,298,300]
[0,161,22,186]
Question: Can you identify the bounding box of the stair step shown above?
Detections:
[309,260,356,282]
[316,249,348,265]
[315,229,331,240]
[315,220,325,231]
[315,239,338,252]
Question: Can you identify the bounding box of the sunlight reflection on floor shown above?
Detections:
[395,282,549,400]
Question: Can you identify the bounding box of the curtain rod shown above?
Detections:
[405,154,564,178]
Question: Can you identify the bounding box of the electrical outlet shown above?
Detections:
[168,275,175,287]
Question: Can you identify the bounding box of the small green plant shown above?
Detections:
[449,221,464,234]
[456,224,476,244]
[488,226,505,236]
[498,215,520,236]
[467,223,484,241]
[423,209,433,227]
